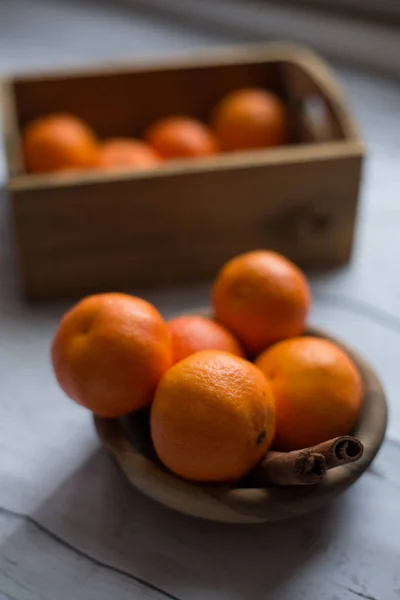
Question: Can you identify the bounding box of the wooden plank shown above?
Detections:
[10,43,359,140]
[12,150,362,299]
[0,511,172,600]
[0,441,399,600]
[0,79,23,176]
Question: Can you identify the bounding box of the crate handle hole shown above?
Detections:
[301,95,334,142]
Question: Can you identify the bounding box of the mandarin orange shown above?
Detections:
[23,113,98,173]
[144,116,218,159]
[167,315,244,363]
[256,336,363,451]
[150,350,275,482]
[96,138,160,170]
[51,293,172,417]
[212,88,288,151]
[212,250,311,354]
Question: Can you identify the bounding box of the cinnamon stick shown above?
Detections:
[246,449,327,486]
[245,435,363,487]
[310,435,364,470]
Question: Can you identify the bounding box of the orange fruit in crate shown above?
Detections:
[212,88,288,151]
[255,336,363,451]
[51,293,173,417]
[144,116,218,159]
[212,250,311,354]
[151,350,275,482]
[96,138,160,170]
[22,113,98,173]
[167,315,244,363]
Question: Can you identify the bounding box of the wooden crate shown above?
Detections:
[0,43,364,300]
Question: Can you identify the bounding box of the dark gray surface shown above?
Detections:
[0,1,400,598]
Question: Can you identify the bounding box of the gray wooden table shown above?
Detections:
[0,1,400,599]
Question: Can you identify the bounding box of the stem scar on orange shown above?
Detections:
[256,336,363,451]
[150,350,276,483]
[51,293,173,417]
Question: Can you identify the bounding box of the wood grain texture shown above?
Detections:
[0,79,23,176]
[95,325,387,524]
[3,43,364,300]
[13,147,362,300]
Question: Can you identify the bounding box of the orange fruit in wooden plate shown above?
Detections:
[22,113,98,173]
[96,138,160,171]
[212,88,288,151]
[212,250,311,355]
[144,116,218,159]
[51,293,173,417]
[150,350,275,482]
[256,336,364,451]
[167,315,244,363]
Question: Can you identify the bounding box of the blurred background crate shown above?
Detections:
[2,44,363,299]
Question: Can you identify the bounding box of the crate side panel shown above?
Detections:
[12,153,362,299]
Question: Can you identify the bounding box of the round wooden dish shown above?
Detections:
[94,326,387,524]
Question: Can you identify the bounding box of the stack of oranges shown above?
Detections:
[22,87,288,175]
[51,250,363,484]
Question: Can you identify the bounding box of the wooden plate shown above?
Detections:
[94,326,387,523]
